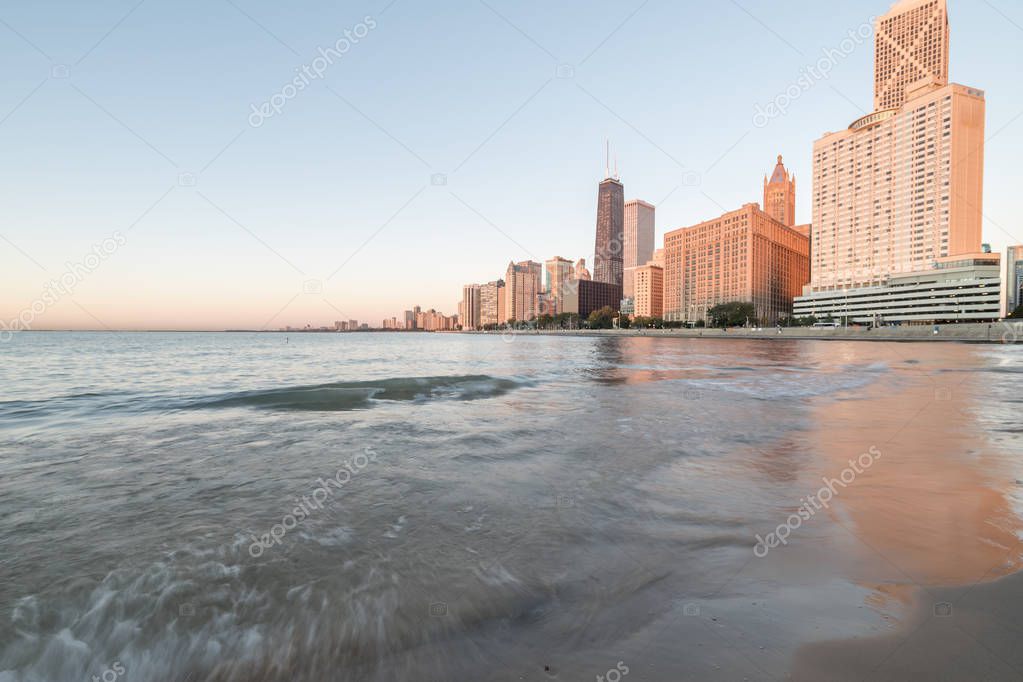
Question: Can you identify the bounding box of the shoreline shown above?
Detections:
[467,322,1021,344]
[11,322,1021,344]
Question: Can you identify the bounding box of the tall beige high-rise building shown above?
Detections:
[763,156,796,227]
[874,0,949,111]
[811,0,984,293]
[479,280,504,327]
[505,261,543,322]
[460,284,481,330]
[545,257,574,315]
[623,200,656,298]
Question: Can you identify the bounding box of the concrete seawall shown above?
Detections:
[474,322,1023,344]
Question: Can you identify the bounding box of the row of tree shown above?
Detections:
[472,298,1023,332]
[476,301,768,331]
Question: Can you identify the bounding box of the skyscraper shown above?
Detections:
[593,172,625,286]
[479,280,504,327]
[763,156,796,228]
[874,0,949,111]
[505,261,543,322]
[545,257,575,315]
[810,0,983,292]
[623,199,655,298]
[460,284,481,330]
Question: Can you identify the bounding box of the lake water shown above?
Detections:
[1,332,1021,681]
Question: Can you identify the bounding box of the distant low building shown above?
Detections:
[416,309,456,331]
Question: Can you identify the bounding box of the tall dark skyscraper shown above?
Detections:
[593,171,624,286]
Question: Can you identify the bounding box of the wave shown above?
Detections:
[192,375,527,412]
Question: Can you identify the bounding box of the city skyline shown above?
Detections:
[2,0,1021,330]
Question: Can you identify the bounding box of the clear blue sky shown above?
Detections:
[1,0,1021,329]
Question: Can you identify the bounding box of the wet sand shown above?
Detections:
[793,570,1023,681]
[790,342,1023,680]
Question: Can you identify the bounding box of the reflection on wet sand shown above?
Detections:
[793,343,1023,680]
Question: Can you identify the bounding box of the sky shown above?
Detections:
[1,0,1021,330]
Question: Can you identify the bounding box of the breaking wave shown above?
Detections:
[192,375,527,412]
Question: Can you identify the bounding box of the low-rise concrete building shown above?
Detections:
[793,254,1001,325]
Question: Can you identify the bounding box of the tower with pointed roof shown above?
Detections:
[763,155,796,228]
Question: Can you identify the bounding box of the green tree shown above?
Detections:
[586,306,616,329]
[707,302,756,328]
